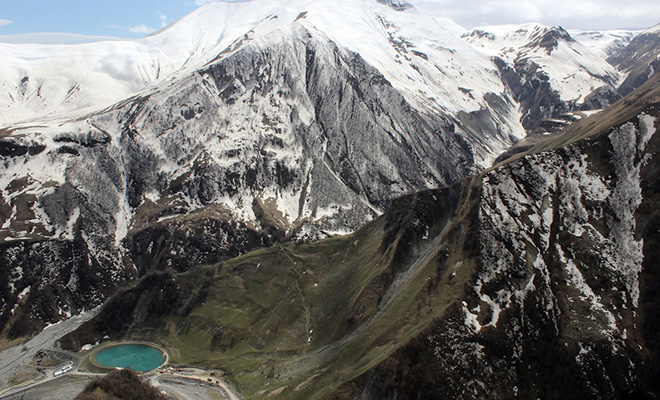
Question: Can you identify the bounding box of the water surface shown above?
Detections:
[94,344,165,371]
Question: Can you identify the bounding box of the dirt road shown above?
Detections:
[0,308,99,397]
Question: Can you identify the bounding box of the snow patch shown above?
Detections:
[462,301,482,332]
[606,118,653,307]
[557,245,618,333]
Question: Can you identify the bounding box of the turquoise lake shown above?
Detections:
[94,344,165,371]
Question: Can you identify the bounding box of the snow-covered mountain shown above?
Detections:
[0,1,297,126]
[2,0,659,340]
[0,0,522,154]
[608,24,660,96]
[462,23,622,128]
[0,0,526,336]
[2,2,660,398]
[569,29,639,57]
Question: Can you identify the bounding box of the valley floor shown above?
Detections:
[0,310,240,400]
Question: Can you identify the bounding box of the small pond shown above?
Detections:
[93,344,165,372]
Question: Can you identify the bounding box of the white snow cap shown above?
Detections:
[645,23,660,35]
[462,22,621,103]
[0,0,500,128]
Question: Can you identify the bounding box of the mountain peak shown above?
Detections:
[375,0,413,10]
[643,23,660,35]
[462,23,570,46]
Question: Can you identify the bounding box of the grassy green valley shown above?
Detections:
[62,182,481,399]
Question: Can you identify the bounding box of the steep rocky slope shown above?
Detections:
[61,75,660,399]
[335,74,660,400]
[0,0,523,338]
[609,24,660,97]
[348,109,658,400]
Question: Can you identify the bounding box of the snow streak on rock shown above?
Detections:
[411,113,658,399]
[606,114,655,306]
[474,115,655,336]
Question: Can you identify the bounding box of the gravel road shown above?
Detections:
[0,307,99,397]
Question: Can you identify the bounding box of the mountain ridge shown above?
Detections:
[462,22,622,129]
[2,0,660,385]
[59,77,660,398]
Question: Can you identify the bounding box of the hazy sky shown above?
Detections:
[0,0,658,43]
[415,0,660,31]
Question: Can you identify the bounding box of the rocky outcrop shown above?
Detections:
[338,104,660,400]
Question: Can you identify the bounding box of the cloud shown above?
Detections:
[128,24,155,34]
[410,0,660,30]
[108,10,167,35]
[158,11,167,28]
[0,19,12,27]
[0,32,121,45]
[106,23,124,30]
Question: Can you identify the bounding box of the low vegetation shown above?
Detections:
[62,182,481,399]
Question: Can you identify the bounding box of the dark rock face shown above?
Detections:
[376,0,413,11]
[0,139,46,158]
[580,85,622,110]
[0,239,123,339]
[495,57,570,129]
[609,28,660,97]
[128,216,280,274]
[532,26,574,53]
[494,56,621,130]
[336,106,660,399]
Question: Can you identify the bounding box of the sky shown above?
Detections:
[0,0,659,43]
